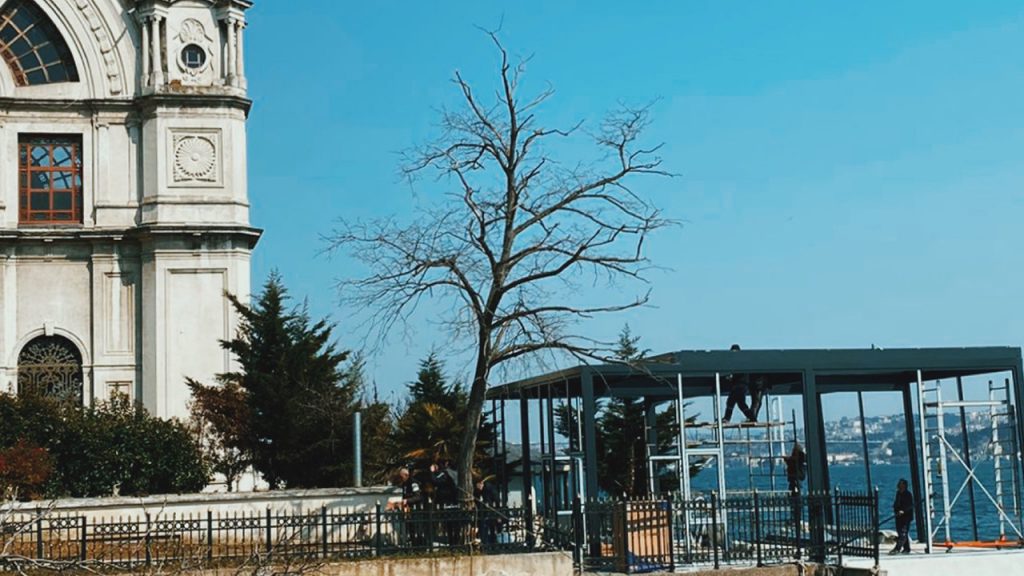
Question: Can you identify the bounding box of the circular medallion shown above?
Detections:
[174,136,216,180]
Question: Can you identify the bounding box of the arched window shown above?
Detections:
[0,0,79,86]
[17,335,83,404]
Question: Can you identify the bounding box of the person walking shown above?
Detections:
[891,478,914,554]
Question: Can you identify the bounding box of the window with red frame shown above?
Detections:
[19,135,83,224]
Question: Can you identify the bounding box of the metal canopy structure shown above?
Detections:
[486,346,1024,548]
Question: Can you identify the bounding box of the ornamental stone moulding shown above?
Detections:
[175,18,215,82]
[73,0,124,95]
[169,129,221,185]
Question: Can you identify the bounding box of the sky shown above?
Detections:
[242,1,1024,419]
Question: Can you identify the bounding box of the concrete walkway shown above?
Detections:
[845,547,1024,576]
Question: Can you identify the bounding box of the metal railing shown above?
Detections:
[579,489,879,573]
[1,490,878,573]
[0,503,533,571]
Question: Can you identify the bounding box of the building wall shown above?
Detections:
[0,0,258,419]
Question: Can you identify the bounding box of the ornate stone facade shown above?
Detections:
[0,0,258,419]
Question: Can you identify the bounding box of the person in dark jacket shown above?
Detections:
[721,345,755,423]
[748,375,769,421]
[396,467,426,546]
[891,478,914,554]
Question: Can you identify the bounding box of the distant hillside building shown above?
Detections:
[0,0,258,418]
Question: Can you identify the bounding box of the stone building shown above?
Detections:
[0,0,258,419]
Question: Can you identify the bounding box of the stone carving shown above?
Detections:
[173,135,217,182]
[176,18,214,79]
[73,0,123,94]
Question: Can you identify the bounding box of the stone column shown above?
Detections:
[235,21,246,89]
[149,15,163,88]
[224,18,236,86]
[140,17,150,87]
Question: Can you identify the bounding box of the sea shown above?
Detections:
[685,461,1021,542]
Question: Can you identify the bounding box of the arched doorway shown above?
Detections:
[17,335,83,404]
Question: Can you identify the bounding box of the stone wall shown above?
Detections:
[5,486,401,523]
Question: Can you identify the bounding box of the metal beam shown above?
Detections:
[802,369,826,494]
[901,383,925,544]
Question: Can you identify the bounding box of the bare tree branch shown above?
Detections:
[325,33,675,500]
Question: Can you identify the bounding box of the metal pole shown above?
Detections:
[956,376,979,541]
[916,370,933,553]
[353,411,362,488]
[858,392,872,490]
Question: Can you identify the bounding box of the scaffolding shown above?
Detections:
[646,372,794,498]
[918,372,1024,550]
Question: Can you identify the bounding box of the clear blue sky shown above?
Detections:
[244,1,1024,418]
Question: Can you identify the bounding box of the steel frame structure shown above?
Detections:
[486,346,1024,553]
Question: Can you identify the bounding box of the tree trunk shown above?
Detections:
[456,353,490,506]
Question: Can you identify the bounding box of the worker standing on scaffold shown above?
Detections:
[721,344,756,423]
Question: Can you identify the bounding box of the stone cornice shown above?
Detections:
[0,92,252,116]
[0,225,263,249]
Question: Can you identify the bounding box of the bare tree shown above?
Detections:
[326,33,673,500]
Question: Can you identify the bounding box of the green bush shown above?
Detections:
[0,395,208,498]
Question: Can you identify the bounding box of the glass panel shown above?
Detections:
[11,8,34,30]
[54,212,71,220]
[52,171,72,189]
[53,191,71,210]
[0,26,17,44]
[45,62,66,82]
[36,42,57,64]
[25,25,46,47]
[24,68,44,84]
[0,0,79,85]
[52,145,70,166]
[9,37,30,57]
[30,145,48,166]
[30,171,49,189]
[30,192,48,210]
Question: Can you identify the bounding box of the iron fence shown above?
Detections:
[0,503,532,571]
[581,489,879,573]
[1,490,878,573]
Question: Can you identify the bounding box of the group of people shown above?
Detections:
[393,462,501,546]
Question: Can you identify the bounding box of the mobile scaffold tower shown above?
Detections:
[918,372,1024,550]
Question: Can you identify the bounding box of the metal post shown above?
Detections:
[902,382,925,544]
[500,397,509,505]
[956,376,979,542]
[858,392,872,490]
[546,382,558,518]
[711,492,720,570]
[572,495,583,568]
[582,369,601,557]
[207,510,214,561]
[753,490,763,567]
[1011,360,1024,540]
[80,516,86,562]
[35,509,43,559]
[873,487,881,569]
[321,506,328,558]
[916,369,933,553]
[935,381,952,547]
[374,501,382,557]
[519,390,535,550]
[645,399,659,496]
[144,513,151,565]
[353,411,362,487]
[265,507,272,554]
[834,489,843,566]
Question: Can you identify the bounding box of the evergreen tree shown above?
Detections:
[393,353,491,482]
[217,272,361,488]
